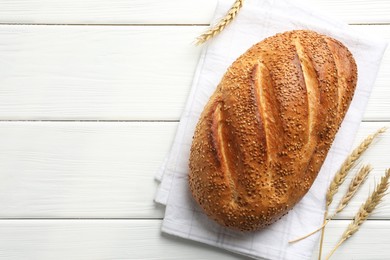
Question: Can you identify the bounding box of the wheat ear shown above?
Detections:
[326,127,386,208]
[195,0,244,45]
[325,169,390,260]
[334,165,372,213]
[318,127,386,259]
[289,165,371,243]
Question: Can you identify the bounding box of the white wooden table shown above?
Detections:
[0,1,389,259]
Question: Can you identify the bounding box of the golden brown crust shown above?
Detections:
[188,30,357,231]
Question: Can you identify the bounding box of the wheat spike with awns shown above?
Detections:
[317,127,386,259]
[325,168,390,259]
[196,0,244,45]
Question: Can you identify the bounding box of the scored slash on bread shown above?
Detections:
[189,30,357,231]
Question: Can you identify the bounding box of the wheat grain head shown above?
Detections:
[325,169,390,260]
[196,0,244,45]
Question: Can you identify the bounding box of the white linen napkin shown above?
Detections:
[155,0,387,259]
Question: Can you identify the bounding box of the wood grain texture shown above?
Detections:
[0,25,388,120]
[0,25,204,120]
[357,25,390,121]
[0,122,176,218]
[0,0,388,24]
[0,122,388,219]
[298,0,390,24]
[0,0,217,25]
[0,219,387,260]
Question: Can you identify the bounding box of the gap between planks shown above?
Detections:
[0,218,384,221]
[0,23,389,26]
[0,23,209,26]
[0,119,385,122]
[0,218,163,220]
[0,120,180,123]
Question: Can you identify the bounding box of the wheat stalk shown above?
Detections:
[318,127,386,259]
[325,169,390,260]
[289,165,371,243]
[195,0,244,45]
[326,127,386,208]
[334,165,372,213]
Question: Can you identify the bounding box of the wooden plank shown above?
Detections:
[356,25,390,121]
[315,220,390,260]
[0,25,388,120]
[0,0,388,24]
[0,0,216,25]
[0,122,388,219]
[300,0,390,24]
[0,25,203,120]
[0,122,176,218]
[0,220,242,260]
[0,219,387,260]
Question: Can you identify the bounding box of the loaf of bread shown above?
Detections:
[188,30,357,231]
